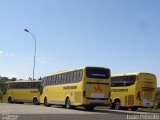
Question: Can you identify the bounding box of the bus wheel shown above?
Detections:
[114,100,121,110]
[65,98,71,109]
[44,97,51,107]
[8,97,12,103]
[33,98,39,105]
[85,106,95,111]
[131,107,138,111]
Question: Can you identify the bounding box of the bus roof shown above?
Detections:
[111,72,155,77]
[6,80,41,84]
[46,66,109,77]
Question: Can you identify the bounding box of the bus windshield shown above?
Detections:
[111,75,136,87]
[86,67,110,79]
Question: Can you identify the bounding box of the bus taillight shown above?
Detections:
[136,92,141,101]
[109,92,111,98]
[83,91,86,97]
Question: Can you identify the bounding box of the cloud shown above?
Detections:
[36,57,51,64]
[36,57,49,64]
[0,50,3,54]
[0,73,18,79]
[11,54,15,57]
[0,51,15,57]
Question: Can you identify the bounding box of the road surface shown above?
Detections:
[0,103,159,120]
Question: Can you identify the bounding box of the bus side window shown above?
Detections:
[77,70,81,82]
[56,75,58,84]
[41,78,44,86]
[27,82,30,88]
[32,82,36,88]
[75,71,79,82]
[54,75,57,85]
[49,76,51,85]
[31,82,34,88]
[58,74,61,84]
[50,76,52,85]
[25,82,29,89]
[7,84,9,89]
[35,82,38,88]
[10,83,13,89]
[15,83,18,89]
[73,71,77,82]
[67,72,70,83]
[44,78,47,86]
[61,74,64,84]
[79,70,83,81]
[28,83,30,88]
[64,73,67,84]
[65,73,68,83]
[51,76,54,85]
[53,76,55,85]
[21,83,23,88]
[30,82,33,88]
[59,74,62,84]
[9,83,12,89]
[46,78,49,86]
[32,82,35,88]
[22,83,26,88]
[13,83,15,89]
[70,72,74,83]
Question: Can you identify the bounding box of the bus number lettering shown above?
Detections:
[63,86,77,90]
[111,89,128,92]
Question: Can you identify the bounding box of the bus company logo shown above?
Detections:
[63,85,77,90]
[94,85,102,92]
[1,114,18,120]
[111,88,128,92]
[127,114,159,120]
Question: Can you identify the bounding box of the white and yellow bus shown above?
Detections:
[40,66,111,110]
[111,73,157,111]
[2,80,41,105]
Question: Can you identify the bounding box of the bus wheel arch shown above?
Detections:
[8,96,12,103]
[33,97,39,105]
[113,98,121,110]
[65,97,71,109]
[44,97,51,107]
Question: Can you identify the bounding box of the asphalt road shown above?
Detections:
[0,103,159,120]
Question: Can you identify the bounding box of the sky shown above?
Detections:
[0,0,160,86]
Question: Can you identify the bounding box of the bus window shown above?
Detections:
[86,67,110,79]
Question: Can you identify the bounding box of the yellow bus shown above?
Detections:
[40,66,111,110]
[2,80,41,105]
[110,73,157,111]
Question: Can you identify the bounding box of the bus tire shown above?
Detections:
[114,100,121,110]
[131,107,138,111]
[33,98,39,105]
[8,97,12,103]
[65,98,71,109]
[121,107,129,110]
[110,103,115,109]
[85,106,95,111]
[44,97,51,107]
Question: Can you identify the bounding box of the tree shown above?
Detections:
[38,77,42,80]
[11,77,17,81]
[0,82,5,100]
